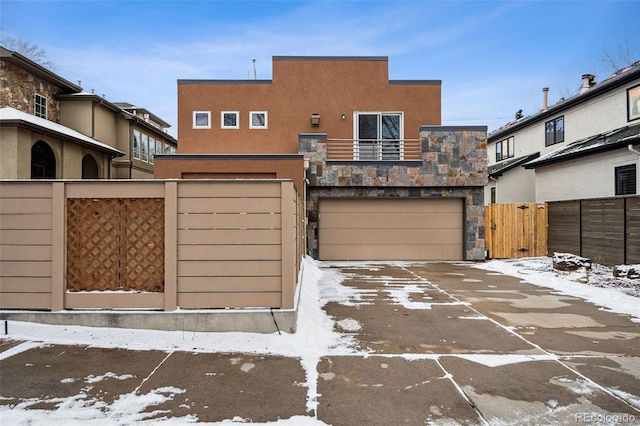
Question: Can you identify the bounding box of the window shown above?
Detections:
[156,140,162,158]
[149,137,156,164]
[490,187,496,204]
[545,116,564,146]
[34,94,47,119]
[193,111,211,129]
[31,141,55,178]
[221,111,239,129]
[249,111,268,129]
[355,112,403,160]
[616,164,636,195]
[133,130,141,159]
[496,136,514,161]
[141,133,149,162]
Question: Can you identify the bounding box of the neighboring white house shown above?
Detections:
[486,61,640,204]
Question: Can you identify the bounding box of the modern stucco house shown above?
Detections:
[155,56,488,261]
[0,45,177,180]
[486,61,640,204]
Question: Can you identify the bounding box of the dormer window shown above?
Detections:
[34,94,47,119]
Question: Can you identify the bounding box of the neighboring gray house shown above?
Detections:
[486,61,640,204]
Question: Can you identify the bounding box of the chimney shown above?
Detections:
[580,74,596,94]
[542,87,549,112]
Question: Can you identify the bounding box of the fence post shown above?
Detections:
[164,181,178,311]
[280,182,295,309]
[51,182,65,311]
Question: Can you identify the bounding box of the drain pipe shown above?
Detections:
[489,175,498,203]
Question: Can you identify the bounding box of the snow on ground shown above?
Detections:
[474,256,640,321]
[2,256,640,425]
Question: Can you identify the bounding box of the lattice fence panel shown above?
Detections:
[123,199,164,292]
[67,198,164,292]
[67,198,120,291]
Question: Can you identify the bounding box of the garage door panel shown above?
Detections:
[320,228,463,245]
[320,198,461,213]
[320,212,463,228]
[319,198,464,261]
[320,243,462,261]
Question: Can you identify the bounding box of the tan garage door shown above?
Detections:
[319,198,463,261]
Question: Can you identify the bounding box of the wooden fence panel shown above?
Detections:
[0,180,303,312]
[581,198,624,265]
[627,197,640,264]
[0,183,53,309]
[547,201,581,255]
[176,181,292,309]
[484,203,547,259]
[548,196,639,265]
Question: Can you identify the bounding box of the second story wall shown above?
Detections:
[178,56,441,155]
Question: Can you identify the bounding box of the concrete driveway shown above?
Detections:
[1,262,639,425]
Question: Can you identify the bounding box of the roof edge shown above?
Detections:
[272,56,388,61]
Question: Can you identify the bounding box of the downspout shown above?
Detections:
[628,144,640,193]
[489,175,498,203]
[129,118,134,179]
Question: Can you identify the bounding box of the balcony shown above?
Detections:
[326,138,422,161]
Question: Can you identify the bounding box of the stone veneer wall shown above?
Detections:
[1,61,62,122]
[299,127,487,260]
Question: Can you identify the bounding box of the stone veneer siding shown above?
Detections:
[1,61,62,122]
[299,127,487,260]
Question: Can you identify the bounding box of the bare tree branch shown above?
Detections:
[1,36,57,70]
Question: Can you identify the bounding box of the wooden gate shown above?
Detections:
[67,198,165,293]
[484,203,548,258]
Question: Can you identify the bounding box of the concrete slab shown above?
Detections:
[325,301,542,355]
[0,344,168,408]
[135,352,309,423]
[562,356,640,410]
[316,356,480,425]
[439,356,640,425]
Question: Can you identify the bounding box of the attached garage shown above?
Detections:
[318,198,464,261]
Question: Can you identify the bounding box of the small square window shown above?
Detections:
[193,111,211,129]
[615,164,636,195]
[250,111,268,129]
[34,94,47,119]
[221,111,239,129]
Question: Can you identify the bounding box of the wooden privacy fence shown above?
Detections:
[0,180,304,311]
[548,196,640,265]
[484,203,548,259]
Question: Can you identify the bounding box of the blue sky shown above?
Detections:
[2,0,639,137]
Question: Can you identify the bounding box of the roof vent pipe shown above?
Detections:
[542,87,549,112]
[580,74,596,94]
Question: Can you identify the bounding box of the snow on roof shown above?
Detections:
[525,122,640,168]
[0,107,124,156]
[489,153,540,177]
